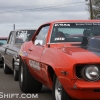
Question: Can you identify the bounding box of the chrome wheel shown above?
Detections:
[3,63,5,70]
[55,78,62,100]
[21,65,23,83]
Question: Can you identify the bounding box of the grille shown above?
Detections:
[76,65,84,78]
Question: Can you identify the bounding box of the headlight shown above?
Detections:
[81,65,100,81]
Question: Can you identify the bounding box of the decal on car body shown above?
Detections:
[54,23,70,26]
[29,60,40,70]
[23,51,28,56]
[19,51,28,56]
[54,37,65,41]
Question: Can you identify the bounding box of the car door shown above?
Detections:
[5,32,14,68]
[28,25,50,81]
[4,32,12,66]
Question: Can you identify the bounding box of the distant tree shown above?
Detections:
[86,0,100,19]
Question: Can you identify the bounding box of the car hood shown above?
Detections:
[14,44,22,48]
[61,46,100,63]
[13,44,22,52]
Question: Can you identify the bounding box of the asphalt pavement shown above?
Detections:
[0,68,52,100]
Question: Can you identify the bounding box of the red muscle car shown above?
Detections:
[19,20,100,100]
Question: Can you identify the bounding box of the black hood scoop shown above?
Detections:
[81,36,100,53]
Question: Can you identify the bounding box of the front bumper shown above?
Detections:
[60,78,100,99]
[75,80,100,89]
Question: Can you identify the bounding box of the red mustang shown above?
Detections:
[19,20,100,100]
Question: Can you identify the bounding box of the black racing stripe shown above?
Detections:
[81,36,100,57]
[92,51,100,56]
[81,46,100,57]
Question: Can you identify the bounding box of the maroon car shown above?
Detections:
[0,37,7,46]
[0,37,8,67]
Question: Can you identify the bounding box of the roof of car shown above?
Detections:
[44,20,100,24]
[11,29,36,32]
[0,37,8,39]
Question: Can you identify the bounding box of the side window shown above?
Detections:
[34,26,50,45]
[10,33,14,44]
[8,33,13,44]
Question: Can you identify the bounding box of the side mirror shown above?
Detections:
[34,40,43,45]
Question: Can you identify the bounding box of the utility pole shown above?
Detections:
[89,0,93,19]
[85,0,93,19]
[13,24,15,30]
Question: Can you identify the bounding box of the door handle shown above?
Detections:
[28,48,33,51]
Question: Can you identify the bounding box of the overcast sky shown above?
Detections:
[0,0,89,36]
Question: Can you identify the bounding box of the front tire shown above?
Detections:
[53,74,73,100]
[19,58,42,93]
[0,58,4,68]
[14,66,19,81]
[4,62,13,74]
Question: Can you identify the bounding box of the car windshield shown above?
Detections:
[15,30,36,43]
[0,39,7,45]
[50,23,100,43]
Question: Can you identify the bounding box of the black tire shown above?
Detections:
[61,87,73,100]
[4,63,13,74]
[19,58,42,93]
[0,58,4,68]
[53,74,73,100]
[0,64,3,68]
[14,66,19,81]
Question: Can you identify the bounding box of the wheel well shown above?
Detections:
[12,59,14,70]
[1,57,4,64]
[48,66,55,82]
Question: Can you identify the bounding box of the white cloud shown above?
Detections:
[0,0,89,36]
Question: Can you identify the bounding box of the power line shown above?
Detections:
[0,2,85,14]
[0,4,85,14]
[0,2,84,9]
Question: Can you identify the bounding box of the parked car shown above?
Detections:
[0,29,36,81]
[0,37,8,67]
[0,37,7,46]
[19,20,100,100]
